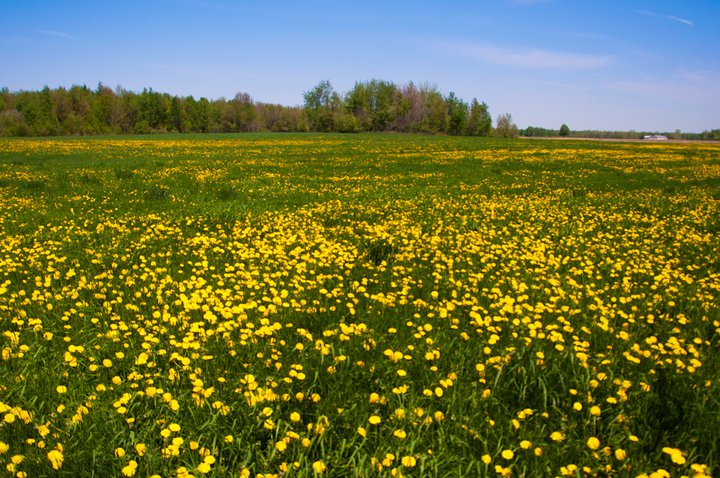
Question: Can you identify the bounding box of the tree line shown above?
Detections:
[0,80,518,137]
[521,125,720,141]
[0,84,303,136]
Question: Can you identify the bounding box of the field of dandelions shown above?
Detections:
[1,134,719,477]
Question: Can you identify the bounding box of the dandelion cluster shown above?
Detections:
[0,134,718,477]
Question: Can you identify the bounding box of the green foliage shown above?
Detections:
[445,92,468,136]
[559,123,570,137]
[1,81,496,137]
[466,99,492,136]
[520,126,558,137]
[303,80,339,132]
[495,113,518,138]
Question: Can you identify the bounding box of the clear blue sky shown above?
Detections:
[1,0,718,132]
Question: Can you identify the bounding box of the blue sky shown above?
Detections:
[1,0,718,132]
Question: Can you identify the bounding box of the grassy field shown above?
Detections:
[0,133,719,477]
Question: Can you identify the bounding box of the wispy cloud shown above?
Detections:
[638,10,694,27]
[666,15,694,26]
[35,29,75,39]
[440,42,613,69]
[510,0,555,5]
[606,69,720,103]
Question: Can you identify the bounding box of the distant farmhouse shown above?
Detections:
[643,134,668,140]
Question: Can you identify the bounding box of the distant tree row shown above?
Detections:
[520,125,720,141]
[0,81,513,137]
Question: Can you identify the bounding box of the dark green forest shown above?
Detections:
[1,80,718,139]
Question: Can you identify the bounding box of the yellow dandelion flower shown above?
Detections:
[661,447,686,465]
[47,450,64,470]
[121,460,138,477]
[312,460,326,474]
[586,437,600,450]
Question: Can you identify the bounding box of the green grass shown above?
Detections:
[0,133,719,477]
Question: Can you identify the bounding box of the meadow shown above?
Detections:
[0,133,719,477]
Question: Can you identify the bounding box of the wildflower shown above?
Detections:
[501,449,514,460]
[121,460,138,477]
[586,437,600,450]
[661,447,686,465]
[312,460,326,474]
[47,450,63,470]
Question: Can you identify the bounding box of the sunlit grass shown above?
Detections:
[1,133,719,477]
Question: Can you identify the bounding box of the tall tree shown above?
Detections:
[303,80,339,132]
[466,99,492,136]
[423,87,449,133]
[495,113,518,138]
[445,92,468,136]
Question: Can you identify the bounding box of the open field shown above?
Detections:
[1,134,719,477]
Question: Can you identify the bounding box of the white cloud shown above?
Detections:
[441,42,613,69]
[509,0,555,5]
[605,70,720,103]
[36,29,75,39]
[638,10,693,27]
[667,15,694,26]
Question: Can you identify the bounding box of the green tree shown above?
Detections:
[229,92,257,132]
[303,80,339,132]
[466,99,492,136]
[187,97,210,133]
[445,92,468,136]
[422,88,449,133]
[168,96,185,132]
[495,113,518,138]
[559,123,570,137]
